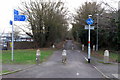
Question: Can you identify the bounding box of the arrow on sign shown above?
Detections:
[14,15,27,21]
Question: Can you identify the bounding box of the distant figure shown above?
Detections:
[36,49,41,65]
[72,44,74,50]
[62,50,67,64]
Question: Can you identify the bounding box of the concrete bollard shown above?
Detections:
[52,45,55,48]
[82,44,84,51]
[62,50,67,64]
[104,50,109,63]
[93,45,95,51]
[36,49,41,65]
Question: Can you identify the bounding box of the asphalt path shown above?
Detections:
[3,40,104,78]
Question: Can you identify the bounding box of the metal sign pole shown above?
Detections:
[86,15,93,63]
[10,9,27,61]
[11,9,15,61]
[88,24,91,63]
[11,21,14,61]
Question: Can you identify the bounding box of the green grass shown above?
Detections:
[1,49,54,64]
[109,52,118,61]
[0,70,20,75]
[96,50,118,62]
[0,70,11,74]
[97,61,112,64]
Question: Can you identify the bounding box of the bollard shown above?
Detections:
[104,50,109,63]
[93,45,95,51]
[82,44,84,51]
[72,46,74,50]
[72,44,74,50]
[52,45,55,48]
[62,50,67,64]
[36,49,41,65]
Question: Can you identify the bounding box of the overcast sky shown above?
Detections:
[0,0,119,34]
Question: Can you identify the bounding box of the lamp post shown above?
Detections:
[96,14,99,51]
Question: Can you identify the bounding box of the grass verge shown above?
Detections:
[1,49,54,64]
[0,70,10,74]
[92,50,118,62]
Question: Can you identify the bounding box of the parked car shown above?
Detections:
[2,44,7,50]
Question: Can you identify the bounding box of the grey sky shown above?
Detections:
[0,0,119,33]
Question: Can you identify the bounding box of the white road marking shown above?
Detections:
[112,74,119,78]
[76,72,79,76]
[84,57,88,61]
[80,53,88,61]
[93,66,110,78]
[80,51,110,79]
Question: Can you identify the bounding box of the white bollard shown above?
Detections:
[62,50,67,64]
[36,49,41,64]
[93,45,95,51]
[52,45,55,48]
[104,50,109,63]
[82,44,84,51]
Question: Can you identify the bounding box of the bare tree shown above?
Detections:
[19,0,68,48]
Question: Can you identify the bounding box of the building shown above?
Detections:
[0,33,33,50]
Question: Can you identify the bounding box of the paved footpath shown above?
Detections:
[2,64,34,72]
[2,50,104,78]
[79,51,119,79]
[2,40,118,79]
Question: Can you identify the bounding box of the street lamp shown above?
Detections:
[95,13,102,51]
[96,14,99,51]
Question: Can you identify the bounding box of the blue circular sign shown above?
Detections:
[86,18,94,25]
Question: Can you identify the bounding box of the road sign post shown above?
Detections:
[86,15,94,63]
[10,20,14,61]
[88,24,91,63]
[11,21,14,61]
[10,9,27,61]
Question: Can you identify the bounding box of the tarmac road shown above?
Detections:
[2,40,105,78]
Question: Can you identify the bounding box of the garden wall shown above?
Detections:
[7,42,37,49]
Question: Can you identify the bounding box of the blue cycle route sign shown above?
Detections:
[14,15,27,21]
[86,18,94,25]
[14,9,27,21]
